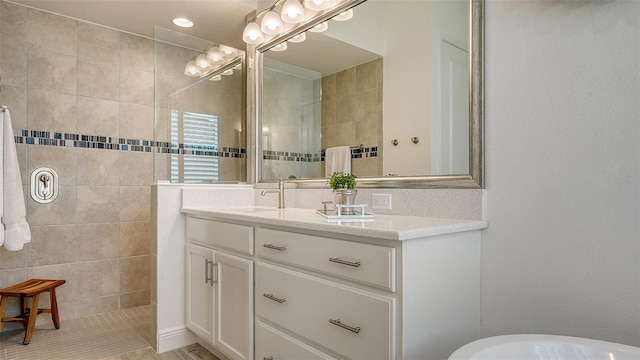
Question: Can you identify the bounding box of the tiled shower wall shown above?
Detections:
[321,58,383,177]
[0,2,152,321]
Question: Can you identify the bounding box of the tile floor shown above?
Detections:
[0,305,218,360]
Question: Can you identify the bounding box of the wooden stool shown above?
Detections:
[0,279,66,345]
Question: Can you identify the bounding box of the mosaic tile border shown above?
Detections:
[263,146,378,162]
[14,130,246,158]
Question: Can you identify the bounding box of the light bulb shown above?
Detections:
[206,46,224,63]
[195,54,211,70]
[222,69,233,76]
[261,10,284,35]
[242,22,264,44]
[172,17,194,28]
[281,0,305,24]
[309,21,328,33]
[288,32,306,43]
[271,42,288,52]
[304,0,331,11]
[184,60,201,76]
[333,8,353,21]
[218,45,238,58]
[209,75,222,81]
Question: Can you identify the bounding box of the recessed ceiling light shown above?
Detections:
[172,17,194,28]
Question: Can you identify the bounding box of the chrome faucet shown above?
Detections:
[260,178,285,209]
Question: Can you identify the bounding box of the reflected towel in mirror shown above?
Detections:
[325,146,351,175]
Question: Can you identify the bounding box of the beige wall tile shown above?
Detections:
[0,86,28,130]
[1,41,27,88]
[354,89,378,123]
[120,186,150,221]
[27,145,77,185]
[27,89,77,132]
[321,74,336,101]
[77,22,119,63]
[336,67,356,98]
[28,225,76,266]
[77,148,119,186]
[119,221,150,257]
[120,67,154,106]
[76,259,119,298]
[0,245,28,270]
[76,186,120,223]
[1,2,27,48]
[28,49,77,95]
[119,152,153,186]
[76,223,120,261]
[27,8,76,56]
[119,255,150,293]
[335,94,356,124]
[335,122,355,147]
[356,59,378,92]
[120,290,150,309]
[27,263,76,303]
[75,295,119,317]
[120,33,154,72]
[0,268,29,288]
[77,96,120,137]
[119,103,153,140]
[27,185,77,225]
[355,119,378,147]
[78,60,120,101]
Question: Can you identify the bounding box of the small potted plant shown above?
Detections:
[328,171,358,209]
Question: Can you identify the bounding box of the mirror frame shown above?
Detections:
[247,0,484,189]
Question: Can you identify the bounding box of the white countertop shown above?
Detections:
[181,206,488,241]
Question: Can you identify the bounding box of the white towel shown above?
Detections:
[1,108,31,251]
[325,146,351,176]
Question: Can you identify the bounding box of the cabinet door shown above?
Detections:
[186,243,215,344]
[216,251,254,360]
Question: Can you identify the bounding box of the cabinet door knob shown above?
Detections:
[328,257,361,267]
[263,243,286,251]
[263,293,286,304]
[329,318,361,334]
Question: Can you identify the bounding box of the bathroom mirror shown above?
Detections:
[249,0,484,188]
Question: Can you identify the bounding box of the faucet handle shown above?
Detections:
[322,200,333,212]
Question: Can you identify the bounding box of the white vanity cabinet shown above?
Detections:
[254,227,481,360]
[185,217,254,360]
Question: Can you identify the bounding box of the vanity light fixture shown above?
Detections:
[206,46,225,63]
[281,0,306,23]
[241,0,355,45]
[209,75,222,81]
[195,54,212,70]
[261,10,284,34]
[219,45,239,57]
[222,68,234,75]
[309,21,328,33]
[271,42,288,51]
[304,0,332,11]
[172,17,194,28]
[242,22,265,44]
[288,32,306,43]
[333,8,353,21]
[184,59,201,76]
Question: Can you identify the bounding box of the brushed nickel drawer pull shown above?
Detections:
[263,293,286,304]
[263,244,286,251]
[329,318,361,334]
[329,257,361,267]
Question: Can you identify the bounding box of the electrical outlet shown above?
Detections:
[372,193,392,210]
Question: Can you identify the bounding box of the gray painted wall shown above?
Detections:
[482,1,639,346]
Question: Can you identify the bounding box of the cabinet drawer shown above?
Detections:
[256,228,396,291]
[256,262,395,360]
[256,321,336,360]
[187,217,254,255]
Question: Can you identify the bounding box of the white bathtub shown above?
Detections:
[448,334,640,360]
